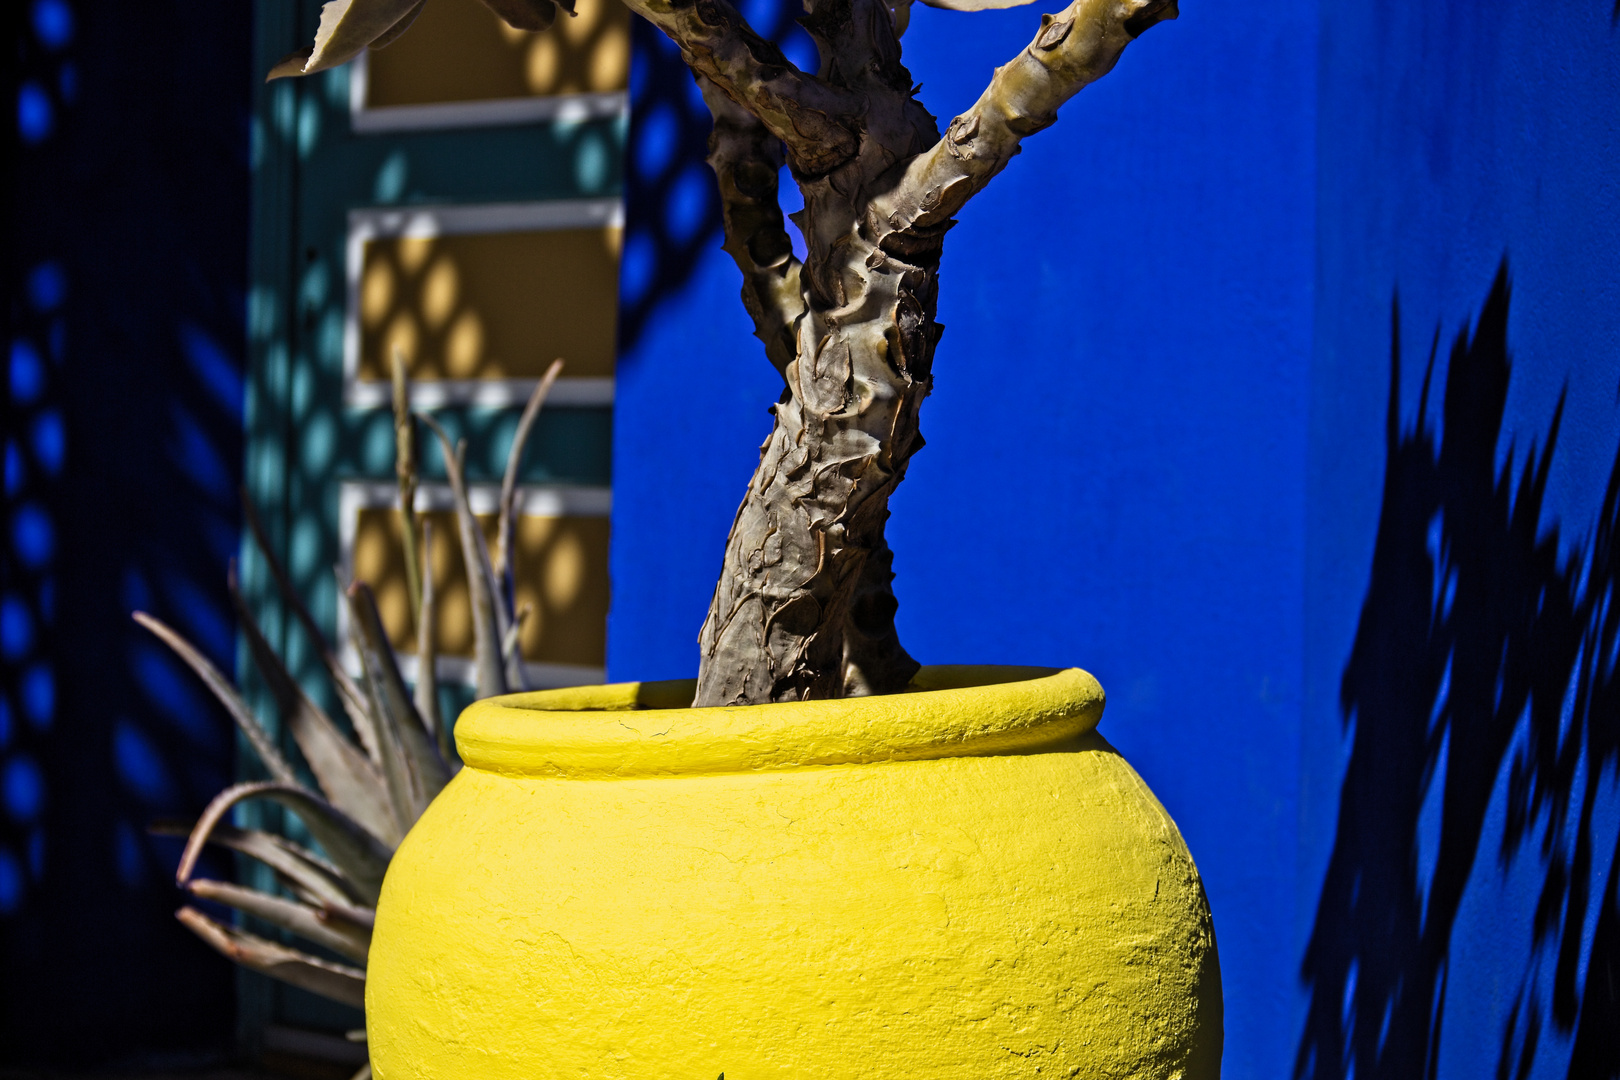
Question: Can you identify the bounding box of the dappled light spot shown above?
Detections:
[619,229,656,308]
[130,643,207,738]
[17,83,54,144]
[113,717,173,804]
[26,261,65,312]
[31,0,73,50]
[575,130,611,192]
[634,103,679,180]
[300,410,336,474]
[30,410,63,475]
[374,149,409,203]
[19,666,51,730]
[362,261,396,327]
[2,756,44,824]
[446,310,485,377]
[10,341,45,404]
[10,504,53,569]
[168,404,233,501]
[289,515,324,583]
[0,598,33,662]
[422,256,461,330]
[113,819,145,888]
[179,323,245,417]
[159,571,234,660]
[296,94,321,158]
[664,163,713,246]
[361,411,396,474]
[0,849,21,914]
[4,443,22,496]
[544,528,587,609]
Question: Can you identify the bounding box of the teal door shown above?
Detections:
[242,0,626,1048]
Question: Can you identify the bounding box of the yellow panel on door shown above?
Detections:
[352,507,610,670]
[365,0,631,107]
[358,226,620,383]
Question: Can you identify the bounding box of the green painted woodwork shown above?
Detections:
[241,0,621,1049]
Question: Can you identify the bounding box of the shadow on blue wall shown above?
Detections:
[3,0,249,1066]
[1298,266,1619,1079]
[618,0,814,353]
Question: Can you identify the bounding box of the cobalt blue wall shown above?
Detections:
[612,0,1620,1076]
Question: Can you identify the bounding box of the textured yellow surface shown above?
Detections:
[368,667,1222,1079]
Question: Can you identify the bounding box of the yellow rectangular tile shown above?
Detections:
[364,0,630,107]
[352,506,610,669]
[357,227,620,383]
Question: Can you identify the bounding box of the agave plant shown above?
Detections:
[137,357,563,1078]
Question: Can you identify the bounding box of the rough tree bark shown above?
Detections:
[620,0,1179,706]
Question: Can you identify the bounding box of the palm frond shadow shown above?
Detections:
[1296,263,1620,1080]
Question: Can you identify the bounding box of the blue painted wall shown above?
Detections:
[612,0,1620,1076]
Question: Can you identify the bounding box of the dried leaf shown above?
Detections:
[186,878,371,964]
[392,350,423,627]
[177,907,366,1008]
[477,0,563,32]
[422,417,508,699]
[496,359,562,595]
[268,0,430,80]
[492,361,563,691]
[369,0,428,50]
[178,782,392,905]
[415,519,448,761]
[243,497,380,764]
[133,612,303,790]
[153,820,358,909]
[229,574,400,846]
[346,582,449,825]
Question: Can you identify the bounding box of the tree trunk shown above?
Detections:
[682,0,1178,706]
[691,0,942,705]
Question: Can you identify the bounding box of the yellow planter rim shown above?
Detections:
[454,664,1105,779]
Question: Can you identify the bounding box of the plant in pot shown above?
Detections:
[143,362,561,1080]
[256,0,1223,1076]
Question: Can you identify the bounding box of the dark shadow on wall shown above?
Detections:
[1297,265,1620,1080]
[618,0,815,353]
[2,0,250,1067]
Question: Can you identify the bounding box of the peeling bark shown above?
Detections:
[639,0,1179,704]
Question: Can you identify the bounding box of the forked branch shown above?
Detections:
[880,0,1178,231]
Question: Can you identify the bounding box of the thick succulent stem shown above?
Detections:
[878,0,1179,230]
[685,0,1174,705]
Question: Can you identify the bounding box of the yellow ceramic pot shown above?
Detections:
[368,666,1221,1079]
